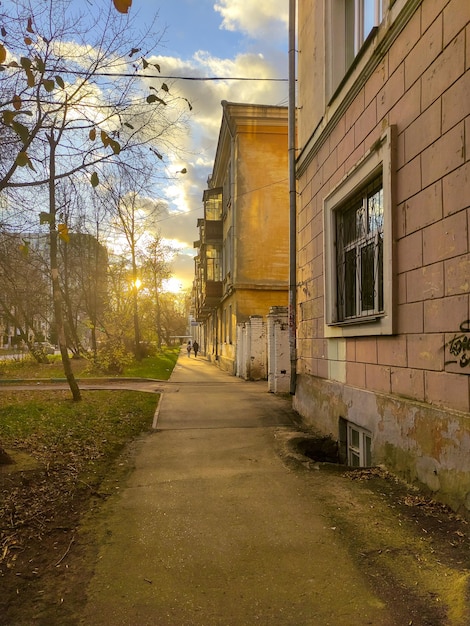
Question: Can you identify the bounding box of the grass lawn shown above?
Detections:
[0,346,181,468]
[0,389,159,479]
[0,345,180,380]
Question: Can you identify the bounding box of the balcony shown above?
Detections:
[204,220,222,241]
[195,280,223,320]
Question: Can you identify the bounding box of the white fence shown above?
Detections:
[236,307,290,393]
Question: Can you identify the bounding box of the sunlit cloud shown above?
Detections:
[123,2,289,289]
[214,0,288,39]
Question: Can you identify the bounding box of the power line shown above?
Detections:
[73,71,289,82]
[0,65,288,82]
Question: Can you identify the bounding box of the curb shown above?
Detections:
[0,377,167,385]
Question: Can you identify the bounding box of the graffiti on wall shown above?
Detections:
[445,320,470,370]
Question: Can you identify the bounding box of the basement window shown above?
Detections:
[347,422,372,467]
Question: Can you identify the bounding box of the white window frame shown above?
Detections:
[327,0,384,98]
[336,176,384,321]
[324,126,395,338]
[347,422,372,467]
[351,0,383,57]
[223,225,233,283]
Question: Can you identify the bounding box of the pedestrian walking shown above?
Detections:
[186,340,191,357]
[193,341,199,358]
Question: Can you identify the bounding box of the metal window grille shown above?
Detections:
[335,175,384,322]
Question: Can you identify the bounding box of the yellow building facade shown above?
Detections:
[193,101,289,375]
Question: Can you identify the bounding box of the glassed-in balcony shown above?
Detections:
[193,188,224,320]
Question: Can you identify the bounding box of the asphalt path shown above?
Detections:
[69,353,400,626]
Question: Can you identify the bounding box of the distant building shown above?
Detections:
[0,232,51,348]
[294,0,470,514]
[0,231,107,352]
[193,101,289,377]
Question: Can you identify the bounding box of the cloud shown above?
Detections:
[150,47,288,168]
[153,203,199,290]
[214,0,288,39]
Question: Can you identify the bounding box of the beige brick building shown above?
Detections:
[294,0,470,514]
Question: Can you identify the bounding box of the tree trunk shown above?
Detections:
[48,132,81,401]
[132,285,142,360]
[131,254,142,360]
[155,286,162,350]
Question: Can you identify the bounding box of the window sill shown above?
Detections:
[325,312,393,337]
[329,313,384,327]
[328,27,378,107]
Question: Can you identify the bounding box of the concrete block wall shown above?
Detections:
[297,0,470,412]
[246,316,267,381]
[236,323,248,379]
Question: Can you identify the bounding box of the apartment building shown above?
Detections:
[193,101,289,376]
[294,0,470,513]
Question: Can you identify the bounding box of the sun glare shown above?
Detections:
[162,277,183,293]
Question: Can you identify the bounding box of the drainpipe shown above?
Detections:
[221,100,235,367]
[288,0,297,395]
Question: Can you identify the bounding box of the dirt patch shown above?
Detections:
[290,434,340,463]
[1,468,92,625]
[0,439,141,626]
[336,468,469,626]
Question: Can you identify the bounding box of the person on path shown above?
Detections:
[186,341,191,357]
[193,341,199,358]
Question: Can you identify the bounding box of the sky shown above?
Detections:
[126,0,290,292]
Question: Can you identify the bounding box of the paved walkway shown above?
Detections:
[77,350,405,626]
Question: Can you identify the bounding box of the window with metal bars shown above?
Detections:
[335,175,384,322]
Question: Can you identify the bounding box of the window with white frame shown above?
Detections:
[228,304,233,344]
[205,245,222,282]
[347,422,372,467]
[324,127,394,338]
[223,226,233,283]
[223,161,232,215]
[328,0,384,97]
[346,0,383,62]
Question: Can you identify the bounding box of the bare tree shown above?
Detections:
[0,0,190,399]
[99,168,164,360]
[141,235,173,350]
